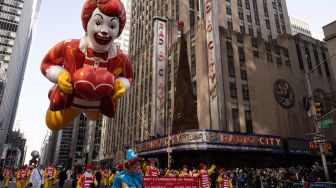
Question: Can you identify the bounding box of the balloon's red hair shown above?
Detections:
[82,0,126,37]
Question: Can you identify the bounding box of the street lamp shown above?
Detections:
[304,52,336,181]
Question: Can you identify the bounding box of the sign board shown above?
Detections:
[287,138,333,156]
[204,0,226,129]
[144,176,198,188]
[320,119,334,129]
[135,130,284,155]
[151,17,167,136]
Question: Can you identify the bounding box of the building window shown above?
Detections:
[313,47,322,76]
[241,69,247,80]
[227,21,233,30]
[296,43,304,70]
[322,51,331,77]
[238,47,245,61]
[226,6,232,15]
[245,110,253,133]
[237,33,243,43]
[228,57,236,77]
[305,48,313,70]
[267,52,273,62]
[276,57,282,66]
[230,84,237,98]
[242,84,249,99]
[232,108,240,132]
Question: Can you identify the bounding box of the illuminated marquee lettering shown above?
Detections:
[152,18,167,134]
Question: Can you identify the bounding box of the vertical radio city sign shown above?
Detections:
[151,17,167,136]
[204,0,226,129]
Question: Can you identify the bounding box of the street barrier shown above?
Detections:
[311,182,336,188]
[281,181,304,188]
[281,181,336,188]
[144,176,199,188]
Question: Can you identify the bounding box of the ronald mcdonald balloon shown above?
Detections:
[41,0,133,130]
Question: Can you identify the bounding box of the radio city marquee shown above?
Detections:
[135,130,283,155]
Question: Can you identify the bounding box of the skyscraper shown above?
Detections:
[0,0,42,148]
[114,0,131,54]
[290,16,312,36]
[100,0,336,166]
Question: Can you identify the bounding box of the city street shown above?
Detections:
[5,180,73,188]
[0,0,336,187]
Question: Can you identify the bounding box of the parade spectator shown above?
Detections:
[179,165,191,177]
[0,167,3,184]
[28,164,44,188]
[66,168,72,181]
[94,166,102,187]
[58,168,67,188]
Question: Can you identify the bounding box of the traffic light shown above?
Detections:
[315,102,322,118]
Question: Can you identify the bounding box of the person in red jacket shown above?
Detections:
[40,0,133,131]
[194,163,216,188]
[144,160,159,177]
[77,164,98,188]
[2,166,13,188]
[16,165,29,188]
[217,168,232,188]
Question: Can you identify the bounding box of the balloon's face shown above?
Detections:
[87,8,119,51]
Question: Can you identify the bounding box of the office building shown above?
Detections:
[114,0,131,54]
[290,16,312,36]
[0,0,42,150]
[100,0,336,167]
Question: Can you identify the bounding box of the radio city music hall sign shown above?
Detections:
[135,130,283,152]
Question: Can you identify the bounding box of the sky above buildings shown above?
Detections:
[16,0,336,163]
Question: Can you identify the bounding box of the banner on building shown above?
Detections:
[151,17,168,136]
[204,0,226,129]
[144,176,199,188]
[135,130,284,155]
[287,138,334,156]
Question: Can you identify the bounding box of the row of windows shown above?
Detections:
[295,41,331,77]
[227,37,253,133]
[0,20,18,32]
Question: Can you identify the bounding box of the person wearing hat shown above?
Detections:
[143,159,159,177]
[179,165,191,177]
[112,148,145,188]
[2,165,13,188]
[217,168,232,188]
[44,163,57,188]
[28,164,44,188]
[76,164,98,188]
[16,165,29,188]
[194,163,216,188]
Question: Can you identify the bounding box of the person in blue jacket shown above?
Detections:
[112,148,145,188]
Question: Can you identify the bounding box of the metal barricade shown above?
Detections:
[311,182,336,188]
[281,180,304,188]
[281,181,336,188]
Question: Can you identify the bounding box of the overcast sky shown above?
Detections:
[15,0,336,163]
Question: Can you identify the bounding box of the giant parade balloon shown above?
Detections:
[41,0,133,131]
